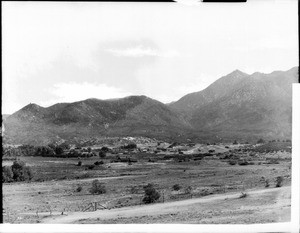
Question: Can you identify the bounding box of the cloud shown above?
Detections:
[40,82,132,107]
[106,45,179,58]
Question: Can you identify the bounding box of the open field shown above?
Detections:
[2,143,291,224]
[42,186,291,224]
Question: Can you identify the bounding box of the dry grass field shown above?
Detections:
[2,144,291,224]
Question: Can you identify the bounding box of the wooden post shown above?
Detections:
[95,202,97,211]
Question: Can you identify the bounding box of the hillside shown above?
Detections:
[171,67,298,141]
[3,96,191,145]
[3,67,298,145]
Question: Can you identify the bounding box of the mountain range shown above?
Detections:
[3,67,298,145]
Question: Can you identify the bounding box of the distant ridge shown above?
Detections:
[3,67,298,145]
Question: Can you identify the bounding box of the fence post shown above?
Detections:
[95,202,97,211]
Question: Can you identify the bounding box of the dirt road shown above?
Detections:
[42,186,291,224]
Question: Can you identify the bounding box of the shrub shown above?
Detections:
[77,161,82,166]
[123,143,137,149]
[11,160,33,182]
[89,180,106,195]
[257,138,265,144]
[228,160,237,165]
[94,161,104,166]
[2,166,13,183]
[172,184,181,191]
[88,165,95,170]
[76,186,82,192]
[233,140,238,145]
[142,183,160,204]
[238,160,249,166]
[99,151,106,158]
[101,147,109,152]
[239,192,247,198]
[265,179,270,188]
[276,176,284,187]
[185,186,192,194]
[130,186,139,194]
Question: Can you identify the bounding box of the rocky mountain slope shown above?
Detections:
[3,67,298,145]
[3,96,191,145]
[170,66,298,141]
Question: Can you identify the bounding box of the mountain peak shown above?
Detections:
[228,69,248,77]
[22,103,43,111]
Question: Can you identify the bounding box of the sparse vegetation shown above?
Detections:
[89,180,106,195]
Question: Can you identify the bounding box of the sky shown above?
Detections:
[2,0,298,114]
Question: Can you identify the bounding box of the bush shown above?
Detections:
[99,151,106,158]
[265,179,270,188]
[257,138,265,144]
[89,180,106,195]
[130,186,139,194]
[11,160,33,182]
[228,160,237,165]
[233,140,238,145]
[172,184,181,191]
[77,161,82,166]
[2,166,13,183]
[88,165,95,170]
[123,143,137,149]
[94,161,104,166]
[238,160,249,166]
[142,183,160,204]
[276,176,284,187]
[185,186,192,194]
[76,185,83,192]
[101,147,110,152]
[239,192,247,198]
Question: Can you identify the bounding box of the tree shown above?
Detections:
[99,151,106,158]
[2,166,13,183]
[55,146,64,155]
[276,176,284,187]
[89,179,106,195]
[123,143,137,149]
[101,147,109,152]
[142,183,160,204]
[11,160,33,182]
[257,138,265,144]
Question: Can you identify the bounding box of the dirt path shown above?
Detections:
[42,186,290,224]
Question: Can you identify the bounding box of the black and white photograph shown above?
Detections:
[1,0,299,231]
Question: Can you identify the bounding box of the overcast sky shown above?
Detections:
[2,0,298,114]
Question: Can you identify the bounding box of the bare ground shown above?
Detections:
[41,186,291,224]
